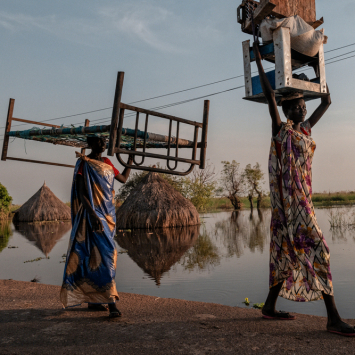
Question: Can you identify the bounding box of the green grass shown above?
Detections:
[205,192,355,212]
[205,197,271,212]
[5,192,355,217]
[312,192,355,207]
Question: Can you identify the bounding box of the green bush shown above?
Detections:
[0,183,12,220]
[330,196,346,202]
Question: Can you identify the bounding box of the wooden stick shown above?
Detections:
[81,119,90,155]
[6,157,75,168]
[108,72,124,156]
[12,118,61,128]
[199,100,209,169]
[1,99,14,161]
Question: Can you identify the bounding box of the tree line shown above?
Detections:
[116,161,266,212]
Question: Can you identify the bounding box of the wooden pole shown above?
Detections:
[11,118,61,128]
[81,119,90,155]
[108,72,124,156]
[6,157,75,168]
[1,98,15,161]
[199,100,209,169]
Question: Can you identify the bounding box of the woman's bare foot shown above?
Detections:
[327,320,355,337]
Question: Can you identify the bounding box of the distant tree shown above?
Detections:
[181,161,216,212]
[243,163,265,209]
[0,183,12,220]
[218,160,246,210]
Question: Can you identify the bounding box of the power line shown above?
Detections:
[75,85,246,125]
[325,49,355,62]
[0,75,249,130]
[0,74,251,131]
[325,42,355,53]
[71,48,355,126]
[1,49,355,143]
[0,85,245,140]
[326,53,355,65]
[2,41,355,134]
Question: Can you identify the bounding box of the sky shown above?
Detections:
[0,0,355,204]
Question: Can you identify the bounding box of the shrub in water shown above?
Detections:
[0,183,12,220]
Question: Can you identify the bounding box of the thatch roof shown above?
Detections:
[13,182,71,222]
[14,221,71,256]
[116,172,200,229]
[116,226,200,285]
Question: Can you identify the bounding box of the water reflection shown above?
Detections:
[0,221,13,252]
[179,227,220,271]
[116,226,200,285]
[325,207,355,242]
[2,209,355,318]
[14,221,72,256]
[329,227,355,242]
[215,210,270,258]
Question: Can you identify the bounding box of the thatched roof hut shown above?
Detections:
[13,182,71,222]
[116,172,200,229]
[116,225,200,285]
[14,221,71,256]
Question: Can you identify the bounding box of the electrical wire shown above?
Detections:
[1,49,355,143]
[0,43,355,129]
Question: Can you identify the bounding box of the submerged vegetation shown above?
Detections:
[327,208,355,229]
[0,221,13,252]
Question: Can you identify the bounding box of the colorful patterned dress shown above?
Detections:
[268,119,333,302]
[60,153,119,307]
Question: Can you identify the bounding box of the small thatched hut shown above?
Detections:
[116,225,200,285]
[116,172,200,229]
[13,182,71,222]
[14,221,71,256]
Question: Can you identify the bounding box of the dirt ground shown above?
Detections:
[0,279,354,355]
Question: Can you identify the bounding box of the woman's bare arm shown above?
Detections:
[308,85,331,128]
[114,155,133,183]
[253,41,282,136]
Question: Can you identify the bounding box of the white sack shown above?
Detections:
[260,15,327,57]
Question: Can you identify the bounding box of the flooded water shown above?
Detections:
[1,208,355,318]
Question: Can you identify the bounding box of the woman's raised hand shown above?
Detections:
[322,84,331,106]
[127,153,133,165]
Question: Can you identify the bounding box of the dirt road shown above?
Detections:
[0,280,354,354]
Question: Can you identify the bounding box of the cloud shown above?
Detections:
[0,2,226,53]
[0,4,185,52]
[0,11,101,46]
[98,5,182,53]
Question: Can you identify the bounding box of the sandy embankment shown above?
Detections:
[0,279,354,355]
